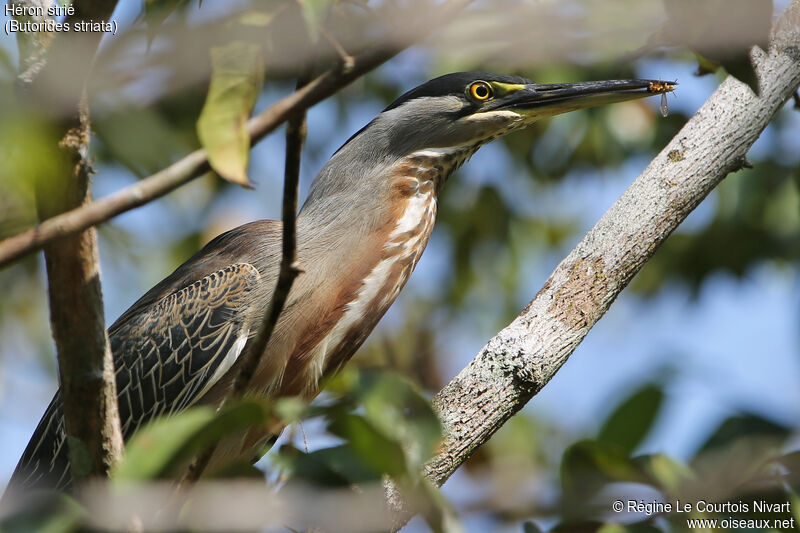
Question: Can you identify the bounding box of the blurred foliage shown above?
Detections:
[1,369,453,531]
[274,369,456,531]
[114,399,273,482]
[459,382,798,533]
[142,0,195,46]
[659,0,772,94]
[1,0,791,317]
[597,385,664,456]
[0,491,84,533]
[635,161,800,293]
[0,0,798,531]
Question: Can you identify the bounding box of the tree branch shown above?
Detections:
[178,77,309,487]
[235,92,307,405]
[0,0,473,269]
[35,97,125,486]
[388,0,800,526]
[18,0,125,484]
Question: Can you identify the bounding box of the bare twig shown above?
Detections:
[388,1,800,527]
[0,0,473,269]
[319,25,356,72]
[237,98,307,398]
[178,75,309,487]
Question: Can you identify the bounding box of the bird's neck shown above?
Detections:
[296,144,485,292]
[299,144,478,239]
[269,145,480,398]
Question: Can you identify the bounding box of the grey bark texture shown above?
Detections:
[391,0,800,527]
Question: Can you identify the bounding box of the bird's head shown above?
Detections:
[305,72,675,221]
[338,72,675,158]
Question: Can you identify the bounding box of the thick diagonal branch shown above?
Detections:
[389,0,800,526]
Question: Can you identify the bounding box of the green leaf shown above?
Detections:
[683,415,790,500]
[561,440,649,504]
[115,399,272,481]
[551,520,604,533]
[0,46,14,78]
[143,0,190,46]
[320,364,361,397]
[523,520,544,533]
[206,460,266,480]
[238,10,279,27]
[778,450,800,491]
[327,413,408,479]
[412,478,462,533]
[357,371,442,473]
[116,407,213,481]
[698,413,790,455]
[598,523,663,533]
[278,443,383,486]
[197,40,265,187]
[317,370,441,477]
[298,0,329,43]
[0,491,85,533]
[598,384,663,455]
[93,107,190,178]
[634,453,695,494]
[274,397,307,423]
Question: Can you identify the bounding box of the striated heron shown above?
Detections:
[8,72,674,491]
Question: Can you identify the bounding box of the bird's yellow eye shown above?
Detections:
[469,81,493,101]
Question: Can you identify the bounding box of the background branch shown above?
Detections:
[18,0,125,484]
[0,0,472,269]
[389,0,800,525]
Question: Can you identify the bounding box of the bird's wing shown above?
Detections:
[9,262,261,491]
[111,262,261,431]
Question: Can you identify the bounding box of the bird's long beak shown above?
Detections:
[492,79,676,118]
